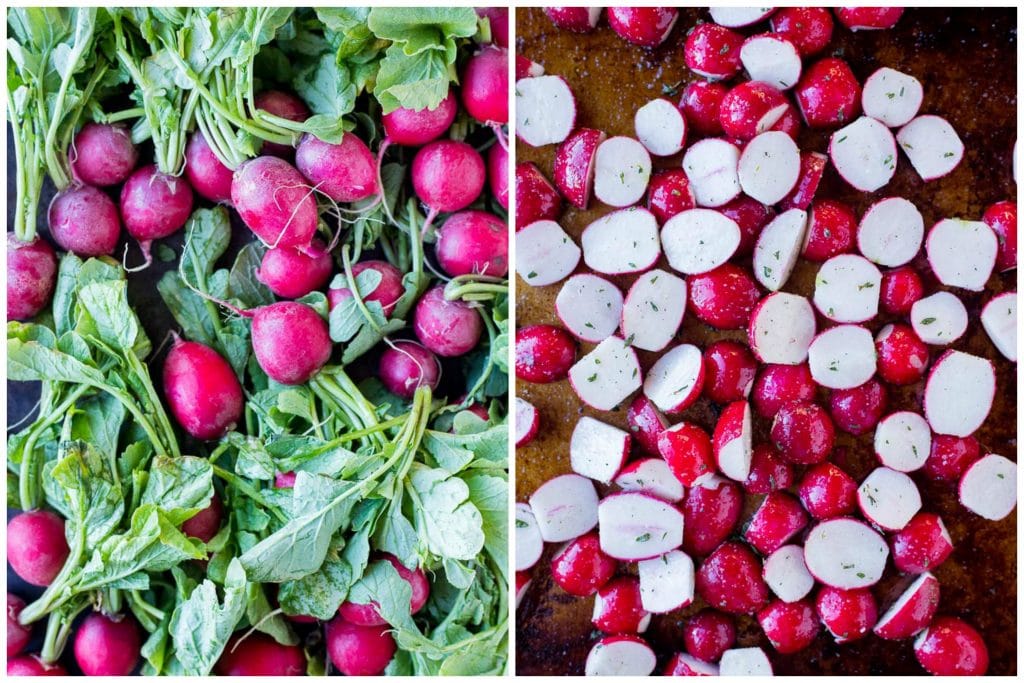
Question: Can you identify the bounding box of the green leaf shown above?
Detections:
[407,463,484,561]
[367,8,478,56]
[246,581,298,645]
[373,44,450,114]
[7,334,105,385]
[76,279,148,355]
[140,456,215,527]
[69,392,125,460]
[50,441,125,549]
[169,558,248,676]
[228,243,274,308]
[278,552,354,621]
[463,473,508,580]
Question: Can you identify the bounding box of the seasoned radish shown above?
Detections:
[795,57,861,128]
[582,208,660,275]
[910,292,968,346]
[695,541,768,615]
[614,458,685,503]
[771,7,834,56]
[607,7,679,47]
[980,291,1017,361]
[914,617,989,676]
[744,444,795,494]
[529,474,599,542]
[817,587,878,644]
[925,219,997,291]
[874,573,940,640]
[925,434,981,482]
[515,162,561,228]
[665,652,720,676]
[658,421,715,487]
[681,138,741,207]
[861,67,923,127]
[753,208,808,291]
[571,417,630,484]
[753,363,816,418]
[569,336,642,411]
[515,503,544,571]
[556,274,623,343]
[551,532,617,597]
[924,350,995,437]
[763,545,815,603]
[713,400,753,481]
[684,610,736,663]
[684,23,743,80]
[709,7,776,27]
[802,199,856,262]
[626,395,670,456]
[682,477,744,556]
[983,200,1017,271]
[836,7,904,31]
[647,170,696,223]
[738,131,801,204]
[634,99,687,156]
[515,220,581,287]
[874,412,931,472]
[643,343,705,414]
[959,454,1017,521]
[621,270,686,352]
[807,324,876,390]
[758,600,820,654]
[703,340,757,402]
[231,156,316,250]
[881,265,925,315]
[740,34,802,90]
[638,550,695,613]
[869,330,920,390]
[771,402,834,465]
[585,635,656,676]
[813,254,882,323]
[720,648,773,676]
[48,185,121,256]
[897,115,964,180]
[544,7,602,32]
[857,467,922,531]
[515,398,540,447]
[553,128,605,209]
[830,116,897,191]
[591,581,647,633]
[593,137,652,207]
[597,492,685,561]
[781,151,827,210]
[719,81,789,140]
[744,491,809,555]
[748,292,816,365]
[891,513,954,574]
[857,196,924,267]
[798,462,858,520]
[661,209,740,275]
[515,75,576,147]
[515,324,577,383]
[721,195,774,256]
[803,518,889,589]
[680,81,728,136]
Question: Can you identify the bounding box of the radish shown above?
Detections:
[597,492,685,561]
[436,210,508,278]
[803,517,889,589]
[702,340,757,402]
[923,350,995,437]
[835,7,904,31]
[772,102,803,139]
[7,655,67,675]
[981,291,1016,362]
[7,594,30,657]
[682,476,743,557]
[857,467,922,531]
[816,587,878,644]
[925,434,981,482]
[569,336,642,411]
[7,235,57,321]
[658,421,715,487]
[515,162,561,228]
[681,138,741,207]
[614,458,684,503]
[544,7,602,32]
[683,610,736,663]
[891,512,954,574]
[70,122,138,186]
[515,324,577,383]
[620,269,686,351]
[634,99,687,156]
[803,199,856,262]
[553,128,605,209]
[581,208,660,275]
[6,510,69,587]
[295,132,377,203]
[163,338,244,441]
[324,618,395,676]
[585,635,656,676]
[555,274,623,343]
[515,571,531,608]
[74,612,140,676]
[515,75,576,147]
[665,652,719,676]
[214,633,305,675]
[339,554,430,626]
[721,196,773,256]
[181,494,223,543]
[897,115,964,181]
[771,8,834,56]
[684,23,743,80]
[488,143,508,210]
[529,474,599,542]
[378,341,440,398]
[881,265,925,315]
[381,91,457,146]
[719,81,789,140]
[185,132,235,203]
[771,402,834,465]
[606,7,679,47]
[413,286,482,358]
[780,151,827,210]
[857,196,924,267]
[231,156,317,250]
[248,302,331,385]
[626,395,670,457]
[695,541,768,615]
[48,184,121,256]
[795,57,861,128]
[661,209,741,275]
[460,46,508,126]
[411,140,486,228]
[745,491,809,555]
[982,200,1016,271]
[744,443,795,494]
[813,254,882,323]
[830,116,897,191]
[476,7,508,46]
[593,136,652,207]
[643,343,704,414]
[914,617,989,676]
[328,260,404,317]
[861,67,923,128]
[763,545,814,603]
[831,377,889,435]
[713,400,753,481]
[807,324,877,390]
[708,7,776,27]
[592,576,650,634]
[254,90,310,156]
[679,81,728,136]
[256,240,333,299]
[515,220,581,287]
[737,131,801,204]
[647,169,695,223]
[638,550,695,613]
[121,164,195,262]
[515,398,539,447]
[570,416,630,484]
[925,218,997,291]
[874,411,931,472]
[798,462,858,520]
[873,573,940,640]
[753,208,809,291]
[758,600,819,654]
[551,532,617,597]
[910,292,967,346]
[740,34,802,90]
[719,648,773,676]
[515,503,544,571]
[748,292,816,365]
[959,454,1017,521]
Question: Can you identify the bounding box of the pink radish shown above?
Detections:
[753,208,809,291]
[593,137,651,207]
[585,635,656,676]
[514,398,539,447]
[813,254,882,323]
[597,492,685,561]
[795,57,861,128]
[740,34,802,90]
[897,115,964,180]
[803,199,856,262]
[581,208,660,275]
[857,196,923,266]
[181,494,223,543]
[460,46,508,126]
[412,140,486,229]
[515,503,543,571]
[254,90,310,157]
[550,532,617,597]
[709,7,776,27]
[910,292,967,346]
[231,156,317,250]
[568,336,642,411]
[256,239,333,300]
[807,324,877,390]
[771,402,835,465]
[638,550,695,613]
[7,235,57,321]
[713,400,753,481]
[553,128,605,209]
[661,209,740,275]
[6,510,69,586]
[515,324,577,383]
[748,292,816,365]
[626,395,670,457]
[643,343,705,414]
[744,444,795,494]
[803,517,889,589]
[413,286,482,358]
[7,655,67,675]
[831,376,888,435]
[752,363,815,418]
[719,81,789,140]
[771,8,834,56]
[515,75,576,147]
[570,416,630,484]
[891,512,954,574]
[634,99,686,156]
[684,23,743,80]
[121,164,194,263]
[163,338,244,441]
[555,274,623,343]
[681,138,741,207]
[70,122,138,186]
[695,541,768,615]
[658,421,715,487]
[436,210,508,278]
[592,576,650,634]
[216,632,305,675]
[243,302,331,385]
[780,151,827,210]
[544,7,602,32]
[7,594,30,657]
[874,411,931,472]
[738,131,801,204]
[744,491,809,555]
[836,7,904,31]
[529,474,599,542]
[874,573,940,640]
[620,269,686,351]
[914,617,989,676]
[682,477,743,556]
[720,647,773,676]
[667,653,720,676]
[185,132,234,203]
[475,7,508,46]
[817,587,878,643]
[702,340,757,402]
[48,185,121,256]
[880,265,925,315]
[339,554,429,626]
[515,162,561,228]
[924,434,981,482]
[959,454,1017,521]
[763,545,815,603]
[925,218,997,291]
[614,458,684,503]
[488,143,508,210]
[924,350,995,437]
[758,599,819,654]
[857,466,922,531]
[798,463,858,520]
[606,7,678,47]
[515,220,580,287]
[982,200,1016,271]
[861,67,923,127]
[980,291,1016,361]
[721,195,774,256]
[830,116,897,191]
[73,612,140,676]
[684,610,736,663]
[679,81,727,135]
[647,170,695,223]
[324,618,395,676]
[328,260,404,317]
[295,132,377,203]
[378,341,440,398]
[381,91,457,147]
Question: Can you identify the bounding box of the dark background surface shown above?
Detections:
[515,7,1017,676]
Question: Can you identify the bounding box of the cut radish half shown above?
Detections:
[874,573,940,640]
[666,653,719,676]
[981,291,1017,362]
[585,635,657,676]
[582,208,660,275]
[554,128,606,209]
[807,325,877,390]
[719,647,773,676]
[593,136,652,207]
[682,138,742,207]
[830,116,897,192]
[738,131,801,204]
[515,398,539,447]
[748,292,816,365]
[804,518,889,589]
[858,467,922,531]
[861,67,923,128]
[857,197,924,267]
[598,492,686,561]
[960,454,1017,521]
[638,550,695,613]
[753,208,809,291]
[875,411,931,472]
[529,474,599,542]
[516,220,580,287]
[910,291,968,346]
[709,7,776,27]
[569,336,643,411]
[897,115,964,181]
[515,503,544,571]
[515,76,576,147]
[571,416,630,484]
[813,254,882,323]
[515,55,544,80]
[614,458,685,503]
[556,274,624,343]
[661,209,741,275]
[634,99,687,156]
[781,151,827,210]
[643,343,705,413]
[763,545,814,603]
[621,269,687,352]
[713,400,753,482]
[741,34,802,90]
[924,350,995,437]
[926,219,997,291]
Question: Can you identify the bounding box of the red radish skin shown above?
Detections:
[719,195,774,257]
[983,200,1017,271]
[874,573,940,640]
[254,90,310,157]
[914,617,989,676]
[488,143,509,210]
[181,493,224,543]
[795,57,861,128]
[702,340,757,403]
[328,260,404,317]
[7,510,69,586]
[923,434,981,482]
[7,594,30,657]
[607,7,678,47]
[770,7,834,56]
[744,491,809,555]
[325,618,395,676]
[695,541,769,615]
[120,165,194,258]
[803,200,856,261]
[164,339,243,441]
[476,7,509,46]
[658,422,715,487]
[752,363,816,418]
[256,239,332,300]
[7,235,58,321]
[7,655,67,676]
[381,92,458,147]
[436,211,509,278]
[339,554,429,625]
[411,140,486,216]
[772,402,835,465]
[185,132,234,203]
[816,587,878,643]
[684,610,736,663]
[683,478,744,557]
[880,265,925,315]
[876,324,929,385]
[836,7,904,31]
[515,162,562,228]
[798,462,858,520]
[48,185,121,256]
[780,151,827,211]
[516,570,532,608]
[378,341,440,399]
[544,7,602,33]
[70,122,138,186]
[551,532,617,597]
[687,264,762,330]
[891,513,954,574]
[718,81,789,140]
[73,612,141,676]
[829,378,888,436]
[231,156,318,250]
[515,55,544,80]
[647,170,695,223]
[251,302,331,385]
[758,600,819,654]
[515,325,577,383]
[684,23,743,80]
[744,444,795,495]
[515,397,539,447]
[461,46,509,125]
[592,576,649,634]
[664,652,719,676]
[626,395,670,456]
[295,133,378,203]
[217,632,305,676]
[679,81,727,136]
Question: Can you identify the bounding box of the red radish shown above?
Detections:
[515,571,531,608]
[182,494,223,543]
[829,377,888,436]
[582,208,660,275]
[163,339,243,441]
[857,196,923,267]
[874,411,931,472]
[530,474,599,542]
[598,492,685,561]
[7,235,57,321]
[959,454,1017,521]
[121,164,194,262]
[550,532,617,596]
[593,137,652,207]
[256,240,332,300]
[70,122,138,186]
[926,218,997,291]
[745,491,809,556]
[638,550,695,613]
[569,335,642,410]
[684,23,743,80]
[515,503,543,571]
[857,466,922,531]
[923,350,995,437]
[758,600,819,654]
[658,421,715,487]
[254,90,310,156]
[780,151,827,211]
[381,91,457,147]
[803,199,856,262]
[817,587,878,643]
[813,254,882,323]
[682,139,741,207]
[626,395,670,457]
[553,128,605,209]
[695,541,769,615]
[876,323,930,384]
[897,115,964,181]
[661,209,740,275]
[48,185,121,256]
[435,211,508,278]
[515,220,581,287]
[914,617,989,676]
[748,292,816,365]
[719,195,773,256]
[830,116,897,191]
[544,7,602,32]
[585,635,656,676]
[744,444,795,495]
[770,7,834,56]
[683,476,743,557]
[476,7,508,46]
[982,200,1016,271]
[621,269,686,351]
[753,208,809,291]
[634,99,687,156]
[592,576,650,634]
[740,34,802,90]
[803,517,889,589]
[763,545,815,603]
[980,291,1017,361]
[231,156,317,250]
[324,618,395,676]
[644,343,704,414]
[515,75,576,147]
[719,647,773,676]
[515,162,561,228]
[874,573,940,640]
[570,416,630,484]
[679,81,727,136]
[684,610,736,662]
[378,341,440,398]
[836,7,904,31]
[753,363,816,419]
[880,265,924,315]
[488,143,508,210]
[460,46,508,125]
[338,554,429,626]
[647,170,696,223]
[712,400,753,481]
[615,458,685,503]
[891,513,954,574]
[7,594,30,657]
[411,140,486,224]
[515,324,577,383]
[295,133,377,203]
[328,260,404,317]
[7,510,69,587]
[798,462,858,520]
[807,324,877,390]
[515,398,540,447]
[771,103,802,139]
[771,402,834,465]
[7,655,67,676]
[718,81,788,140]
[274,471,297,489]
[861,67,923,128]
[185,132,234,203]
[666,652,720,676]
[556,274,623,343]
[737,131,801,205]
[73,612,140,676]
[708,7,776,27]
[606,7,678,47]
[249,302,331,385]
[702,340,757,403]
[924,434,981,482]
[795,57,861,128]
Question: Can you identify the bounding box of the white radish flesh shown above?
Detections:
[857,197,924,267]
[709,7,776,27]
[569,336,643,411]
[763,545,815,603]
[593,136,652,207]
[621,269,687,352]
[582,208,661,275]
[638,550,695,613]
[716,402,753,482]
[515,503,544,571]
[516,220,581,287]
[719,648,774,676]
[926,219,997,291]
[529,474,599,542]
[911,292,968,346]
[614,458,685,503]
[897,115,964,181]
[874,411,931,472]
[515,398,539,447]
[661,209,741,276]
[634,99,687,157]
[643,343,704,413]
[858,467,922,531]
[749,292,816,365]
[830,117,898,192]
[924,350,995,437]
[570,416,630,484]
[813,254,882,323]
[556,274,624,343]
[585,637,657,676]
[981,291,1017,362]
[804,518,890,589]
[516,76,576,147]
[668,654,719,676]
[861,67,924,127]
[808,324,877,390]
[682,138,742,207]
[959,454,1016,521]
[753,208,809,291]
[598,492,686,561]
[741,34,801,90]
[738,131,801,204]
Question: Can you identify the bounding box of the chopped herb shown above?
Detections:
[635,532,651,543]
[527,271,538,279]
[649,301,659,312]
[837,135,848,143]
[516,519,529,528]
[587,373,598,382]
[920,317,936,324]
[858,281,875,290]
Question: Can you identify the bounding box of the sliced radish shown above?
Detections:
[661,209,741,276]
[515,398,539,447]
[959,454,1017,521]
[593,136,652,207]
[737,131,801,204]
[643,343,704,413]
[830,116,897,192]
[753,208,809,291]
[740,34,802,90]
[748,292,816,365]
[585,635,656,676]
[515,502,544,572]
[634,99,687,157]
[780,151,827,211]
[515,75,576,147]
[515,220,580,287]
[874,573,940,640]
[529,474,599,542]
[861,67,923,128]
[897,115,964,181]
[614,458,685,503]
[925,219,997,291]
[804,518,889,589]
[807,324,876,390]
[763,545,814,603]
[713,400,753,482]
[910,291,968,346]
[554,128,606,209]
[582,208,660,275]
[719,647,773,676]
[569,336,643,411]
[709,7,776,27]
[980,291,1017,362]
[682,138,741,208]
[598,492,686,561]
[924,350,995,437]
[874,411,931,472]
[858,467,921,531]
[621,269,687,352]
[857,196,924,267]
[515,55,544,80]
[638,550,695,613]
[570,416,630,484]
[665,653,720,676]
[556,274,624,343]
[813,254,882,323]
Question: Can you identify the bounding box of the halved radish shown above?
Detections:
[874,573,940,640]
[980,291,1017,362]
[925,219,997,292]
[682,138,741,207]
[515,220,580,287]
[959,454,1017,521]
[585,635,657,676]
[515,503,544,571]
[554,128,606,209]
[753,208,809,291]
[780,151,827,210]
[737,131,801,204]
[813,254,882,323]
[719,81,788,140]
[763,545,815,603]
[634,99,687,157]
[621,269,687,352]
[570,416,631,484]
[861,67,923,128]
[665,653,720,676]
[740,34,802,90]
[835,7,904,31]
[857,197,924,267]
[515,55,544,80]
[593,136,652,207]
[858,467,921,531]
[910,291,968,346]
[897,115,964,181]
[713,400,753,481]
[638,550,695,613]
[804,517,889,589]
[807,324,877,390]
[544,6,602,32]
[516,75,576,147]
[592,576,650,634]
[643,343,705,413]
[556,274,624,343]
[614,458,685,503]
[924,350,995,437]
[744,491,808,555]
[661,209,741,276]
[684,23,743,81]
[659,422,715,487]
[890,513,954,574]
[913,618,990,677]
[569,336,643,411]
[515,162,562,229]
[627,395,670,457]
[719,647,773,676]
[607,7,679,47]
[748,292,816,365]
[529,474,599,542]
[598,492,686,561]
[709,7,776,27]
[515,397,539,447]
[830,116,897,192]
[582,208,660,275]
[874,411,931,472]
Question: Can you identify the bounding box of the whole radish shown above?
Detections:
[185,132,234,203]
[488,143,509,210]
[120,164,194,264]
[254,90,310,157]
[48,185,121,256]
[381,91,458,147]
[461,46,509,126]
[338,553,430,626]
[328,260,405,316]
[70,122,138,187]
[411,140,486,232]
[436,211,509,278]
[7,234,57,321]
[8,594,31,657]
[295,133,378,203]
[325,617,396,676]
[413,286,483,357]
[73,612,141,676]
[250,302,332,385]
[6,510,69,586]
[7,655,66,676]
[231,156,319,251]
[181,493,224,543]
[256,238,334,299]
[378,341,441,398]
[215,633,305,676]
[163,338,244,440]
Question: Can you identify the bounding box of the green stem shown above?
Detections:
[18,383,91,510]
[102,107,145,124]
[126,351,180,456]
[211,465,288,524]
